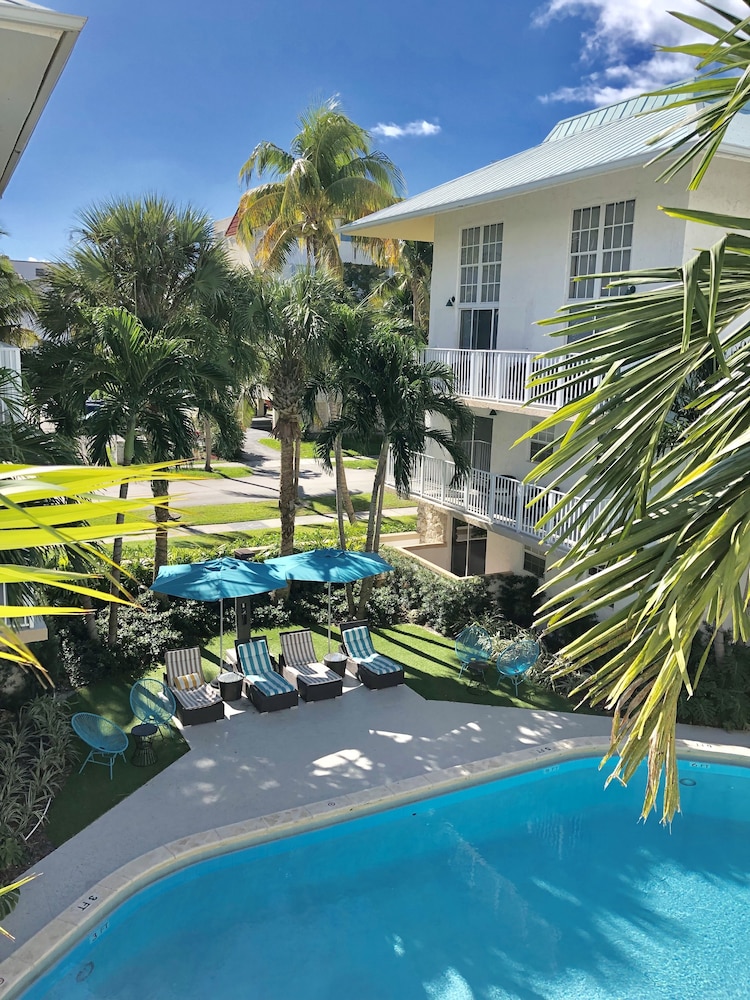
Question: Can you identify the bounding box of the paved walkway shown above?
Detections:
[2,680,749,959]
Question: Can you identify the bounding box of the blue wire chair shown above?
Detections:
[71,712,129,780]
[129,677,176,734]
[495,638,541,694]
[454,624,493,678]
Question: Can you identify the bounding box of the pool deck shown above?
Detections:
[2,678,750,993]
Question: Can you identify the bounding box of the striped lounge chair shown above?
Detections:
[279,629,343,702]
[339,621,405,690]
[164,647,224,726]
[236,637,299,713]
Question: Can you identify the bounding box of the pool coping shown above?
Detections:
[1,733,748,997]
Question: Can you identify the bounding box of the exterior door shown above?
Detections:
[451,519,487,577]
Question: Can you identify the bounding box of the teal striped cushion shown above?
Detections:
[344,626,375,661]
[361,653,402,676]
[237,641,296,695]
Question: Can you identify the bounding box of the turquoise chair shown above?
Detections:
[71,712,129,780]
[495,638,540,693]
[455,625,493,678]
[129,678,176,734]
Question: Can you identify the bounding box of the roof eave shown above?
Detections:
[341,149,678,241]
[0,4,87,197]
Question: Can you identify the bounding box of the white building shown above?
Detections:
[343,94,750,582]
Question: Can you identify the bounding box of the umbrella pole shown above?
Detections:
[327,581,332,652]
[219,597,224,663]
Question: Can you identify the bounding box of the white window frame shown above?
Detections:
[523,546,546,577]
[529,421,555,463]
[568,200,635,300]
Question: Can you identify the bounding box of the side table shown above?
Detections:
[131,723,158,767]
[217,671,243,702]
[323,652,348,678]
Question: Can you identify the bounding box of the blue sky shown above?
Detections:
[1,0,734,261]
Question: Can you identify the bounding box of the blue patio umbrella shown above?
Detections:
[150,557,286,659]
[266,548,393,650]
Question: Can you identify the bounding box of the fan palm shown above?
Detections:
[0,237,37,346]
[236,97,403,274]
[524,0,750,821]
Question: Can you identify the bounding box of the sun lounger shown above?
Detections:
[236,637,299,713]
[164,647,224,726]
[339,620,405,690]
[279,629,343,702]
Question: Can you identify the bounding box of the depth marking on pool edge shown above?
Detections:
[74,894,99,913]
[88,920,110,944]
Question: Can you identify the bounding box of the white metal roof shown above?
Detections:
[343,96,750,241]
[0,0,86,196]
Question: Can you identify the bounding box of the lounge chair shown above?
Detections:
[454,624,493,678]
[164,647,224,725]
[495,637,540,693]
[236,637,299,713]
[71,712,128,780]
[339,620,405,690]
[129,677,176,734]
[279,629,343,702]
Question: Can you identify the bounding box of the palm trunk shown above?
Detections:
[279,430,297,556]
[203,415,213,472]
[334,434,356,525]
[357,440,389,617]
[294,436,301,499]
[152,478,170,581]
[107,423,135,646]
[81,592,99,644]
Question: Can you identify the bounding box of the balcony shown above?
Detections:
[424,348,597,411]
[394,453,592,550]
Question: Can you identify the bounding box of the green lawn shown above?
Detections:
[45,668,190,846]
[342,457,378,469]
[177,462,254,480]
[259,437,376,463]
[306,489,414,515]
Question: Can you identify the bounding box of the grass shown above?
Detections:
[176,462,254,480]
[342,457,378,469]
[206,621,575,712]
[259,437,376,463]
[306,489,414,515]
[45,668,190,846]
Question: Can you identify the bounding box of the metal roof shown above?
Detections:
[343,95,750,241]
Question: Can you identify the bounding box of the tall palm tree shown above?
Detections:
[28,307,229,642]
[317,324,472,615]
[251,269,343,555]
[524,0,750,821]
[367,240,433,340]
[236,97,403,274]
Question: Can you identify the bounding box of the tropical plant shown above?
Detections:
[523,0,750,821]
[236,96,403,274]
[367,240,433,339]
[28,307,230,639]
[0,238,38,346]
[317,323,472,614]
[34,194,241,563]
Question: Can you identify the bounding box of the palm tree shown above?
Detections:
[28,307,229,642]
[317,323,472,615]
[367,240,433,340]
[36,194,241,567]
[250,269,343,555]
[236,97,403,274]
[0,237,38,345]
[524,0,750,821]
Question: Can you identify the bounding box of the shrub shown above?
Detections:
[677,628,750,730]
[0,697,75,883]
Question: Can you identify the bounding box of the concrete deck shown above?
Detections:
[2,676,750,973]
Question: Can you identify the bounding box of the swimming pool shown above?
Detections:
[13,754,750,999]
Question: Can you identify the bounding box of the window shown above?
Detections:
[569,200,635,299]
[529,421,555,463]
[459,223,503,304]
[523,546,546,577]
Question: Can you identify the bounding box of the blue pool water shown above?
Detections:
[19,756,750,1000]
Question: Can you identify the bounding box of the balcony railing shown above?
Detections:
[424,348,597,409]
[393,453,594,549]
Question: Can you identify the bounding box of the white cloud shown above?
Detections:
[371,120,441,139]
[534,0,748,105]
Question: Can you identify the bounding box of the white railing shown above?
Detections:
[396,453,595,549]
[424,348,598,409]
